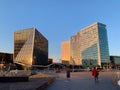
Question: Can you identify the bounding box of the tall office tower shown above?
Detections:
[14,28,48,67]
[62,22,110,67]
[61,41,71,65]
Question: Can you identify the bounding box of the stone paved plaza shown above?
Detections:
[46,71,120,90]
[0,70,120,90]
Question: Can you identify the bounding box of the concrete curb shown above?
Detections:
[0,73,56,90]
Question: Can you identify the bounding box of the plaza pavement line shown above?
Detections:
[30,73,56,90]
[36,76,56,90]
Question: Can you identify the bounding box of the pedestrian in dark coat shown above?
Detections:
[66,67,70,78]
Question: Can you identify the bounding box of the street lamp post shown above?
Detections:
[107,59,109,71]
[71,59,74,72]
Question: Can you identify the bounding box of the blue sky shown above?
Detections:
[0,0,120,62]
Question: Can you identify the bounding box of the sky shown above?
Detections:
[0,0,120,62]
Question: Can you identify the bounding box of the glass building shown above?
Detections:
[0,52,13,64]
[62,22,110,67]
[14,28,48,67]
[110,56,120,66]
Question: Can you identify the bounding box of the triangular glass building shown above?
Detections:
[14,28,48,67]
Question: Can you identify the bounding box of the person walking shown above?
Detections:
[92,67,99,83]
[66,66,71,79]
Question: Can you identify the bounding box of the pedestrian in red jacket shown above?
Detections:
[92,67,99,83]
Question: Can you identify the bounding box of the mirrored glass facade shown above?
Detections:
[98,24,110,65]
[82,44,98,67]
[14,28,48,66]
